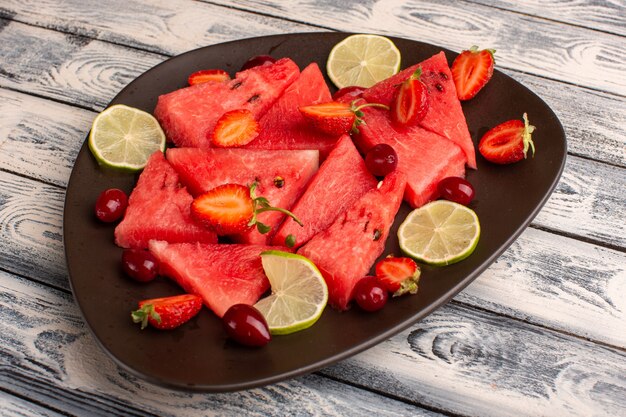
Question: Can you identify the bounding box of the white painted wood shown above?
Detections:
[0,392,66,417]
[206,0,626,95]
[0,270,441,417]
[1,0,316,56]
[0,88,92,187]
[467,0,626,36]
[323,302,626,417]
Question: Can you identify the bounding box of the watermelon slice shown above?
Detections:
[272,135,377,248]
[166,148,318,244]
[149,241,284,317]
[298,170,407,311]
[244,63,340,160]
[114,152,217,249]
[154,58,300,149]
[363,52,476,168]
[354,107,466,208]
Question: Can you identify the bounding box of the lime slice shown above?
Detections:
[88,104,166,172]
[253,250,328,335]
[398,201,480,266]
[327,34,401,89]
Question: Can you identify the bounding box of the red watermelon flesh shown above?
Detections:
[272,135,377,248]
[149,241,285,317]
[244,63,340,160]
[353,107,466,208]
[166,148,319,244]
[114,152,217,249]
[298,170,407,311]
[362,52,476,168]
[154,58,300,149]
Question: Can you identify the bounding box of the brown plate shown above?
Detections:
[63,33,566,392]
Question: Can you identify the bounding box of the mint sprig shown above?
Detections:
[248,182,303,234]
[350,99,390,134]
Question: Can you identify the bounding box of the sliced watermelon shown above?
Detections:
[298,170,407,311]
[166,148,318,244]
[354,107,466,208]
[149,241,284,317]
[154,58,300,149]
[114,152,217,249]
[363,52,476,168]
[272,135,377,248]
[244,63,340,160]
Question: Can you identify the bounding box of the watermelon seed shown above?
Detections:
[231,82,242,90]
[435,83,444,92]
[248,94,260,103]
[273,176,285,188]
[373,229,382,241]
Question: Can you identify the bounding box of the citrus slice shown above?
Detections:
[398,200,480,266]
[253,250,328,335]
[88,104,166,172]
[327,34,401,89]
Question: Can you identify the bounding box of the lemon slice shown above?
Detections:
[398,200,480,266]
[88,104,166,172]
[326,34,401,89]
[253,250,328,335]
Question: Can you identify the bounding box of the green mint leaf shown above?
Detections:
[285,234,296,248]
[256,222,271,234]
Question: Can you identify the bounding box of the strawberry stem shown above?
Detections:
[521,113,536,158]
[131,304,161,330]
[350,100,390,134]
[248,181,304,234]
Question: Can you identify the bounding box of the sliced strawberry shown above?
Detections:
[192,184,254,234]
[211,109,260,147]
[188,69,230,86]
[132,294,202,330]
[451,46,495,100]
[391,68,429,126]
[479,113,536,164]
[375,256,420,297]
[299,101,356,136]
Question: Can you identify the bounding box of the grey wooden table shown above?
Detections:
[1,1,625,416]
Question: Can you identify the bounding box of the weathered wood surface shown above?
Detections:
[207,0,626,95]
[467,0,626,36]
[0,270,440,417]
[1,0,625,415]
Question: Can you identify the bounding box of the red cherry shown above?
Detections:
[438,177,475,206]
[365,144,398,177]
[354,276,388,312]
[95,188,128,222]
[223,304,271,347]
[240,55,276,71]
[122,249,158,283]
[332,86,365,101]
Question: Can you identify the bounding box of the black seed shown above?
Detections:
[373,229,382,241]
[248,94,260,103]
[273,176,285,188]
[435,83,444,91]
[439,71,448,80]
[363,220,370,232]
[231,82,242,90]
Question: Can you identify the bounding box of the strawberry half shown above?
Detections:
[300,100,390,135]
[211,109,260,147]
[391,68,429,126]
[188,69,230,86]
[375,256,421,297]
[479,113,536,164]
[451,46,496,101]
[299,101,356,136]
[132,294,203,330]
[192,184,254,235]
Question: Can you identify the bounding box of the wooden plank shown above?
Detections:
[0,391,66,417]
[0,270,441,417]
[322,302,626,417]
[467,0,626,36]
[1,167,624,348]
[0,88,92,187]
[0,0,317,56]
[205,0,626,95]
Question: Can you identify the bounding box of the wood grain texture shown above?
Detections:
[0,391,66,417]
[0,0,316,56]
[322,302,626,417]
[0,270,441,417]
[207,0,626,95]
[0,88,92,187]
[467,0,626,36]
